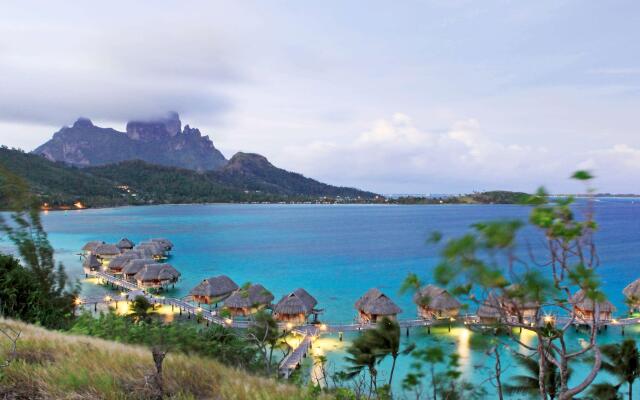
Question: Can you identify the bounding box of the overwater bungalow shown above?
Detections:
[477,293,503,324]
[623,279,640,313]
[224,284,275,316]
[500,284,540,323]
[151,238,174,252]
[413,285,461,320]
[82,254,101,274]
[569,289,616,322]
[274,288,319,324]
[355,288,402,323]
[134,242,165,260]
[82,241,104,256]
[122,258,156,281]
[190,275,239,305]
[134,263,181,289]
[116,238,135,253]
[94,243,120,264]
[107,253,140,275]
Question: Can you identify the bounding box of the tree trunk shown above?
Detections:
[151,346,167,400]
[494,348,504,400]
[629,380,633,400]
[388,355,397,387]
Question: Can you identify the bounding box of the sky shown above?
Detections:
[1,1,639,194]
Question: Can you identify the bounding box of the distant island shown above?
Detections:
[0,113,530,209]
[0,147,528,209]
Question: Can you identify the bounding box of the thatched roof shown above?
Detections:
[355,288,402,316]
[82,241,105,252]
[151,238,173,250]
[94,243,120,256]
[116,238,135,250]
[83,254,101,269]
[413,285,461,310]
[501,284,540,310]
[274,288,318,315]
[224,284,274,308]
[122,258,156,275]
[477,293,502,319]
[292,288,317,311]
[569,289,617,313]
[108,253,139,270]
[135,242,165,257]
[623,279,640,300]
[134,263,180,282]
[190,276,239,298]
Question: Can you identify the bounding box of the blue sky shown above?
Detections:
[1,1,639,193]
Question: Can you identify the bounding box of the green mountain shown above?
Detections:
[0,147,377,209]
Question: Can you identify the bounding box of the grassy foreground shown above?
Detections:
[0,318,326,400]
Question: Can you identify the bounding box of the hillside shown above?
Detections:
[0,147,377,209]
[210,152,376,198]
[0,318,323,400]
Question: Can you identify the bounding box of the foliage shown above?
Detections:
[597,339,640,400]
[0,318,324,400]
[0,165,77,329]
[69,311,258,370]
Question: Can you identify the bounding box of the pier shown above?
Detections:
[81,270,640,380]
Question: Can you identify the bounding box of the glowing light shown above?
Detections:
[197,307,202,312]
[73,201,85,209]
[612,319,619,325]
[224,318,233,325]
[120,292,126,297]
[286,322,293,330]
[543,315,555,324]
[449,317,456,322]
[319,324,327,331]
[104,296,112,302]
[74,298,82,305]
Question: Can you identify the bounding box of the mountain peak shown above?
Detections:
[126,111,182,140]
[72,117,94,128]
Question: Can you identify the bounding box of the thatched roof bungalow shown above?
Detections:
[122,258,156,281]
[190,275,239,305]
[107,253,140,275]
[134,263,181,289]
[151,238,174,252]
[355,288,402,323]
[134,242,165,259]
[413,285,461,320]
[82,254,102,274]
[274,288,319,324]
[477,293,503,324]
[569,289,616,322]
[82,241,105,255]
[500,284,540,322]
[224,284,274,316]
[116,238,135,252]
[94,243,120,263]
[623,279,640,313]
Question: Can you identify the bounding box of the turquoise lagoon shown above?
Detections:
[32,200,640,394]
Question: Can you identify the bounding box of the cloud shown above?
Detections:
[0,6,243,126]
[283,114,605,193]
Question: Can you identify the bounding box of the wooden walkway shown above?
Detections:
[83,270,640,379]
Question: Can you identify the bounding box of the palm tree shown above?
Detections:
[588,383,622,400]
[504,353,568,399]
[369,317,415,386]
[599,339,640,400]
[344,332,379,396]
[130,295,154,323]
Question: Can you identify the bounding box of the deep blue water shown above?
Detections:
[15,200,640,394]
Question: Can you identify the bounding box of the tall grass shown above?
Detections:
[0,318,327,399]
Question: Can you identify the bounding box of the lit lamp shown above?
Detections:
[319,324,327,331]
[224,318,233,325]
[286,322,293,331]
